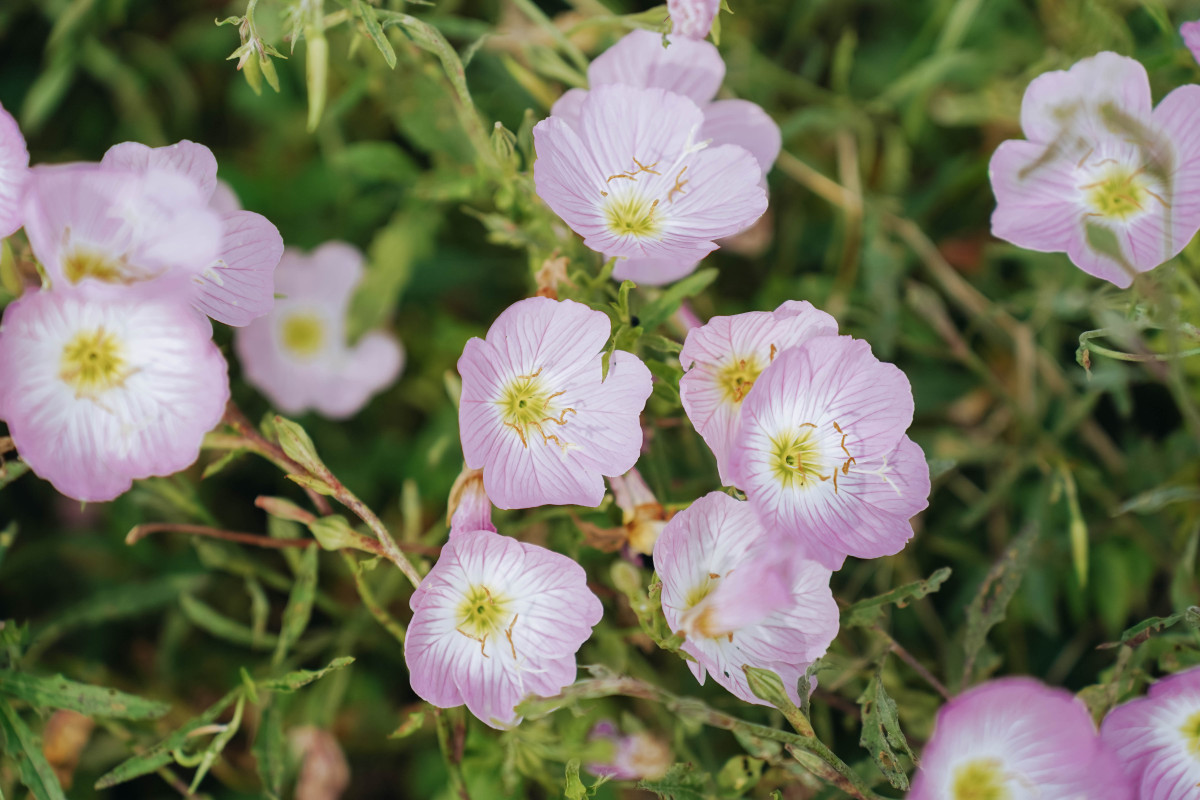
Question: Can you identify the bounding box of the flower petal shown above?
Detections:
[192,210,284,327]
[588,30,724,105]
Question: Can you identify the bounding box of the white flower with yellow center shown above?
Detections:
[1102,665,1200,799]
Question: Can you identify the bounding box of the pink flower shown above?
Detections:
[608,467,668,555]
[457,297,652,510]
[586,721,671,780]
[910,677,1133,800]
[0,102,29,238]
[679,300,838,485]
[101,140,284,326]
[404,530,603,728]
[0,283,229,502]
[235,242,404,420]
[549,31,781,285]
[989,52,1200,287]
[533,84,767,280]
[668,0,720,40]
[1184,21,1200,65]
[447,466,496,539]
[729,336,929,569]
[1101,665,1200,798]
[654,491,838,706]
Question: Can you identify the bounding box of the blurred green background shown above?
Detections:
[2,0,1200,797]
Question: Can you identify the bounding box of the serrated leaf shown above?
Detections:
[564,759,587,800]
[0,671,169,720]
[95,689,241,789]
[252,701,285,799]
[258,656,355,693]
[857,668,914,790]
[637,268,718,333]
[637,762,708,800]
[962,523,1039,684]
[0,699,66,800]
[1097,607,1200,649]
[272,545,318,665]
[354,0,397,68]
[180,593,278,650]
[842,567,951,628]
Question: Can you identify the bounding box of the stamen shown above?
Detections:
[1075,146,1094,169]
[543,390,566,408]
[667,166,690,203]
[504,421,529,448]
[769,344,777,362]
[631,157,662,175]
[505,614,519,659]
[606,173,636,183]
[456,627,489,657]
[516,367,543,380]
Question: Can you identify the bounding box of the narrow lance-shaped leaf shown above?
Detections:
[272,545,318,666]
[253,701,285,800]
[258,656,356,693]
[961,523,1039,687]
[0,671,169,720]
[180,593,279,651]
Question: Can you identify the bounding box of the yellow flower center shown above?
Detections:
[456,584,518,658]
[769,428,822,489]
[62,246,132,285]
[280,312,326,358]
[604,193,662,239]
[1179,709,1200,758]
[496,370,573,449]
[680,576,728,639]
[718,356,763,404]
[60,327,130,396]
[1082,166,1160,221]
[951,758,1011,800]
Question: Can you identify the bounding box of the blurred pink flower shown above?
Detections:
[1184,21,1200,65]
[0,282,229,502]
[679,300,838,485]
[404,530,603,728]
[586,721,671,781]
[911,677,1133,800]
[1101,665,1200,798]
[457,297,652,510]
[101,140,284,326]
[549,31,781,285]
[0,101,29,238]
[608,467,667,555]
[654,491,837,706]
[235,242,403,420]
[447,466,496,538]
[989,52,1200,287]
[534,84,767,281]
[729,336,929,569]
[668,0,720,40]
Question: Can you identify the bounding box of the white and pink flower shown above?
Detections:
[655,491,838,706]
[0,102,29,238]
[1183,21,1200,65]
[404,529,603,728]
[457,297,652,510]
[1101,665,1200,799]
[679,300,838,484]
[989,52,1200,287]
[668,0,720,40]
[235,242,404,419]
[911,677,1133,800]
[729,336,929,569]
[0,282,229,502]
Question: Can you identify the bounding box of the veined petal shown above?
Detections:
[0,102,29,238]
[101,140,219,202]
[611,255,702,286]
[588,30,724,105]
[192,210,284,326]
[1019,52,1152,144]
[668,0,720,40]
[1101,666,1200,800]
[701,99,782,174]
[1152,85,1200,258]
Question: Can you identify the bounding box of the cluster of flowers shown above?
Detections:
[0,107,402,502]
[402,13,930,732]
[910,664,1200,800]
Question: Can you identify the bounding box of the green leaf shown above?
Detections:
[272,545,318,665]
[274,416,327,478]
[841,567,951,628]
[1098,607,1200,649]
[1115,485,1200,515]
[180,593,278,650]
[95,689,242,790]
[962,523,1039,685]
[857,668,914,790]
[253,701,285,800]
[0,522,16,570]
[0,671,169,720]
[258,656,355,693]
[716,755,763,795]
[201,448,244,479]
[353,0,397,68]
[637,762,708,800]
[639,269,718,334]
[388,710,425,739]
[564,759,587,800]
[0,461,29,492]
[0,699,66,800]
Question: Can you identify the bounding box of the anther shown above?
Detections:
[667,166,689,203]
[505,614,519,659]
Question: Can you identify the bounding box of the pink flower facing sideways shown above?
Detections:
[729,335,930,570]
[0,101,29,238]
[679,300,838,485]
[668,0,720,40]
[0,283,229,502]
[654,491,838,706]
[534,83,767,285]
[910,677,1133,800]
[1184,21,1200,66]
[1101,665,1200,799]
[990,52,1200,287]
[235,242,404,419]
[457,297,652,510]
[404,529,603,728]
[549,31,781,285]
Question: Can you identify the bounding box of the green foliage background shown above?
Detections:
[2,0,1200,797]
